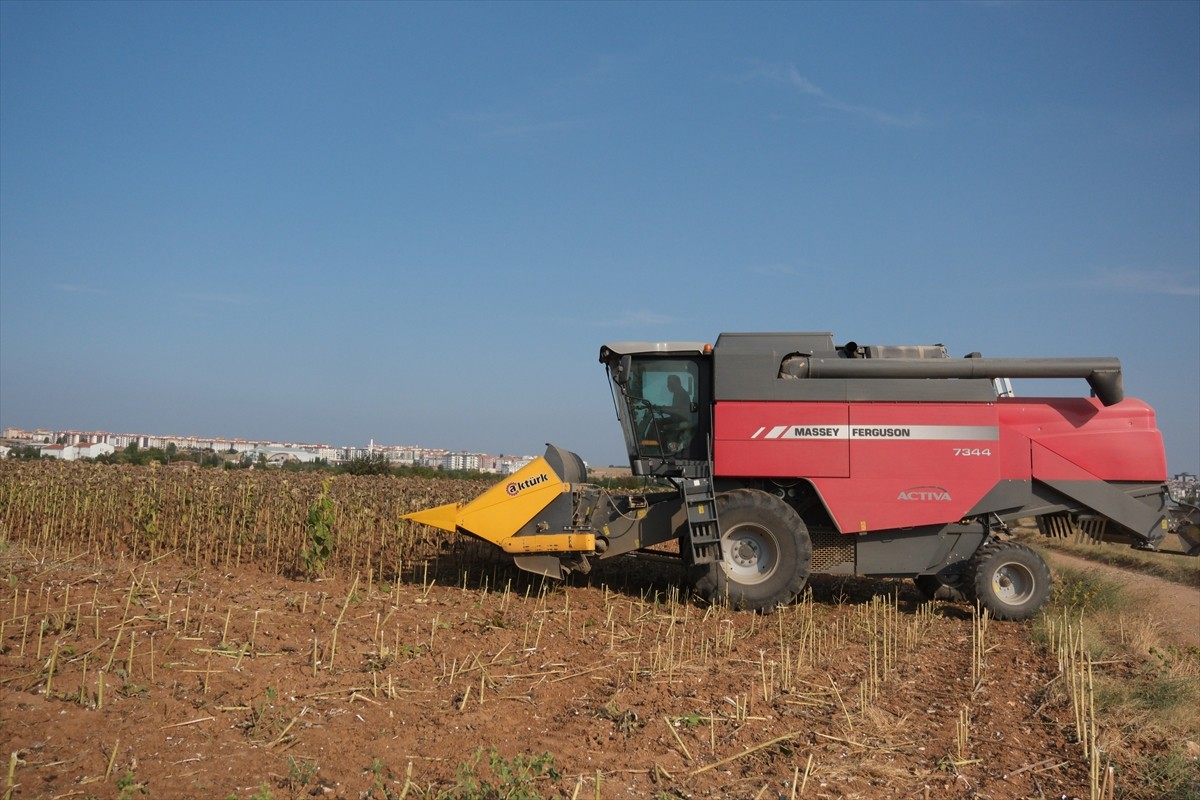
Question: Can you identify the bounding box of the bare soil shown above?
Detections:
[0,543,1134,800]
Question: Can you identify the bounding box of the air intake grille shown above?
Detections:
[810,527,854,573]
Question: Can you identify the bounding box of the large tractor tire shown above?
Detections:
[966,540,1052,621]
[691,489,811,612]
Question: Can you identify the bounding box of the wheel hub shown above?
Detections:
[730,538,761,568]
[722,524,778,585]
[992,562,1035,605]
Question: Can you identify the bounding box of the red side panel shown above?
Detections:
[998,397,1166,482]
[714,402,850,478]
[998,426,1034,482]
[819,403,1001,533]
[715,401,1001,533]
[713,396,1165,536]
[1031,443,1098,482]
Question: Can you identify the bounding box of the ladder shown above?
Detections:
[682,472,723,565]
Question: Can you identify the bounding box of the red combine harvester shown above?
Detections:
[406,333,1196,619]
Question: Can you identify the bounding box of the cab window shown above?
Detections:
[627,359,700,457]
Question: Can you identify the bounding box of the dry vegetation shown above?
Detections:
[0,460,1196,799]
[1034,564,1200,799]
[0,460,487,579]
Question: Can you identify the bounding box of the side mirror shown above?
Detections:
[613,355,632,386]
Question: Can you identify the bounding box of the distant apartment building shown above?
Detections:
[4,428,56,443]
[439,452,480,471]
[500,456,534,474]
[376,447,423,466]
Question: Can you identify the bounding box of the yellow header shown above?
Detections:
[457,456,569,546]
[400,456,570,547]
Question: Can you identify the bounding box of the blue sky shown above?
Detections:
[1,1,1197,472]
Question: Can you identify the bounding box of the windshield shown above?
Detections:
[610,358,702,460]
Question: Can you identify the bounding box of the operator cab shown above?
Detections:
[599,342,713,478]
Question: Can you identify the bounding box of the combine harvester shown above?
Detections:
[405,332,1197,619]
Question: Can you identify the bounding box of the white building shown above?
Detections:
[251,446,321,465]
[38,442,117,461]
[77,442,116,459]
[40,444,73,461]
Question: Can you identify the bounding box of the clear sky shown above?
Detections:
[1,1,1197,472]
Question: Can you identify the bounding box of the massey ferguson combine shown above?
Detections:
[405,332,1196,619]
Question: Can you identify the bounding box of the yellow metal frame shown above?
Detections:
[402,456,595,553]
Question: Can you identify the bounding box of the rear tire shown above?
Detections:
[692,489,811,612]
[967,541,1052,621]
[913,573,966,602]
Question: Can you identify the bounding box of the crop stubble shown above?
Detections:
[0,460,1102,798]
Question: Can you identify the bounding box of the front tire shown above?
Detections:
[692,489,811,612]
[967,541,1052,621]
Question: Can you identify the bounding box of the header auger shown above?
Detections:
[405,332,1191,619]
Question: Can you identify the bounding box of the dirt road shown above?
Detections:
[1043,549,1200,648]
